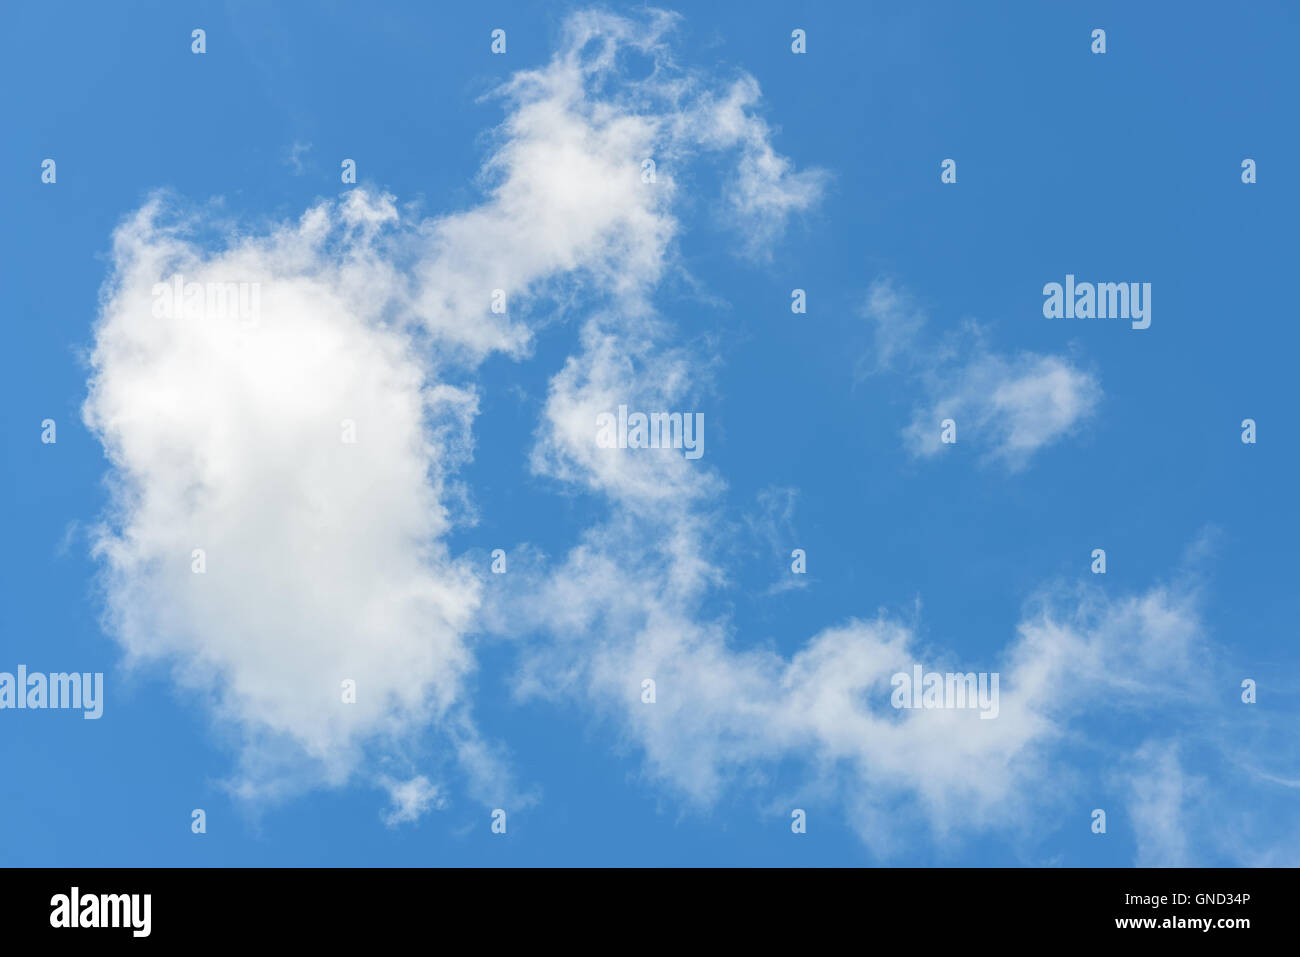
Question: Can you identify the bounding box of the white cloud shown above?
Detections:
[745,488,810,594]
[678,75,828,256]
[380,775,445,827]
[857,279,927,376]
[530,315,724,507]
[284,140,312,176]
[1119,719,1300,866]
[85,192,484,799]
[1124,741,1198,867]
[514,516,1212,852]
[904,351,1102,469]
[861,279,1102,470]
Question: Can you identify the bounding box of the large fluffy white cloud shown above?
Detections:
[85,191,487,801]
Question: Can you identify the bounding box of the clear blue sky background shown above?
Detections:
[1,0,1297,866]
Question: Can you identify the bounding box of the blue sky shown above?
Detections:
[1,1,1297,867]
